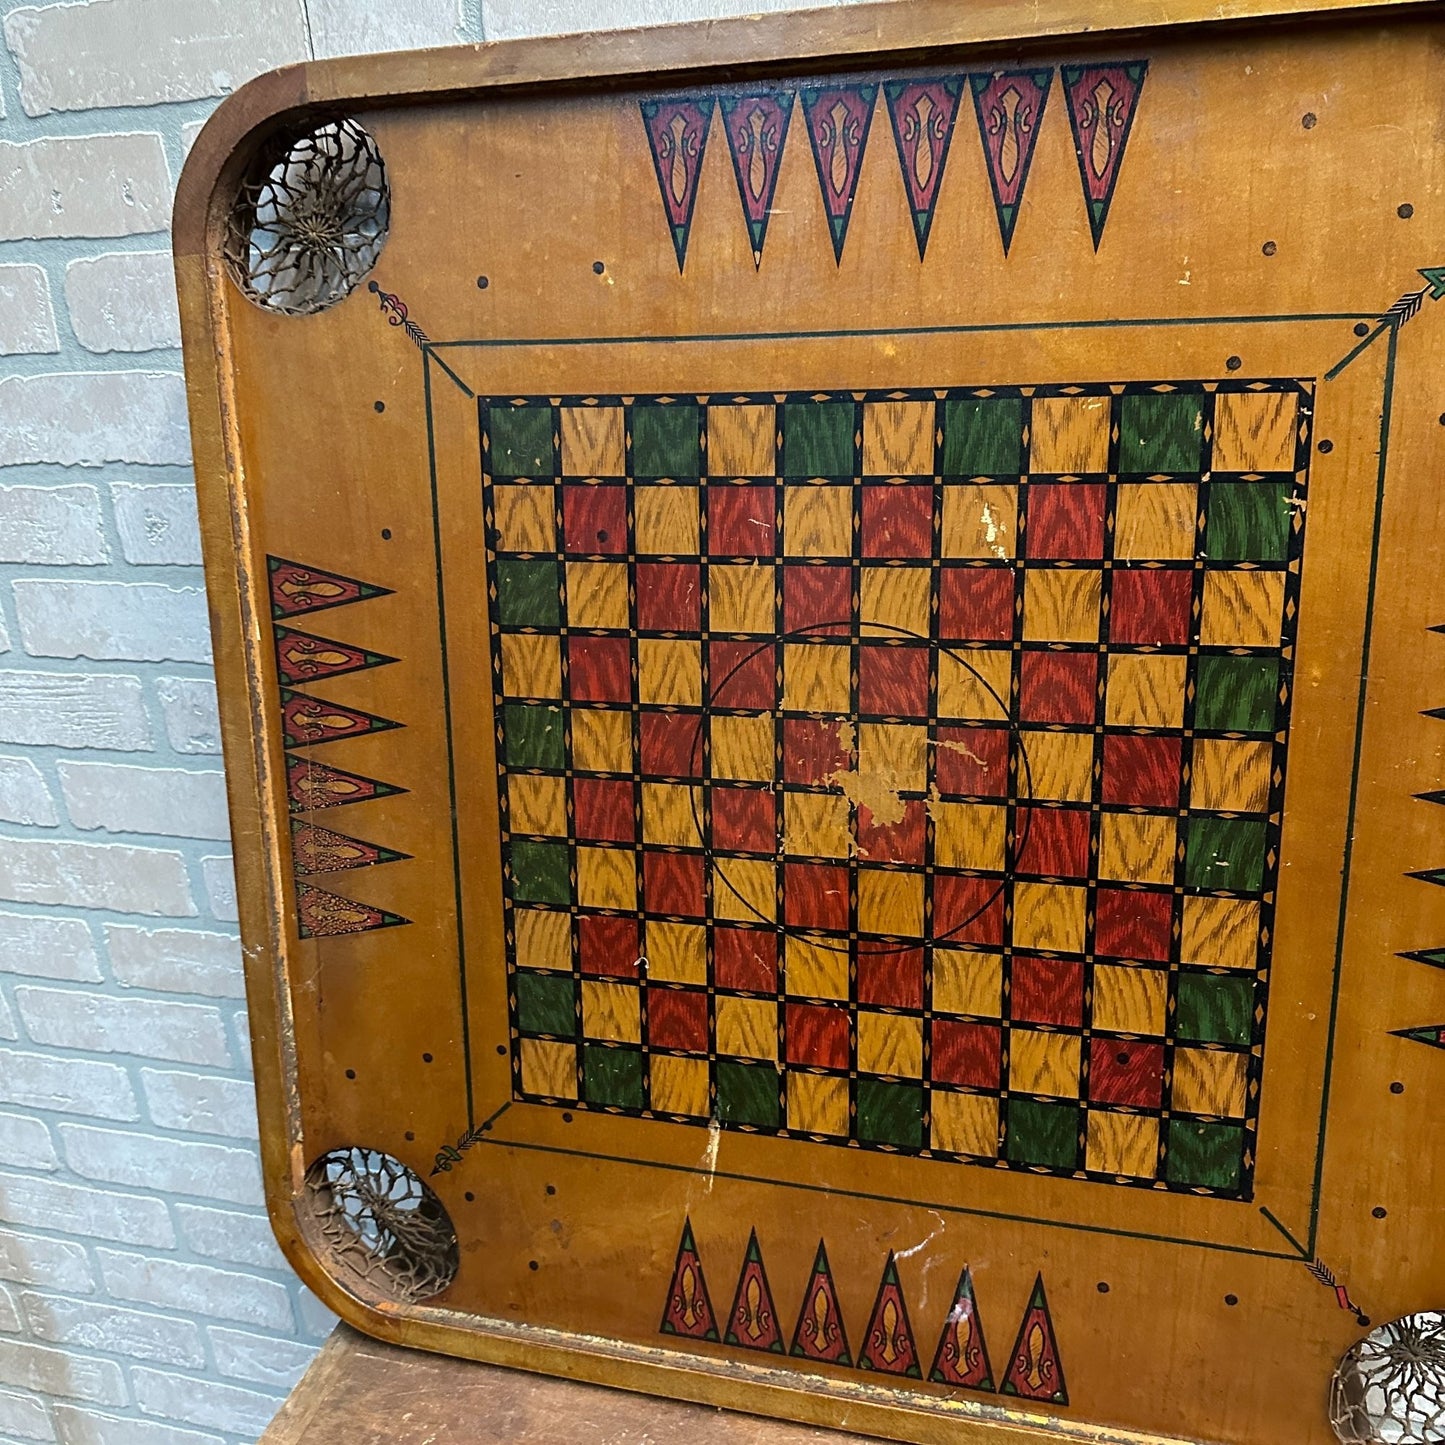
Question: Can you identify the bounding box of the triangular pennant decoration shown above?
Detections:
[295,881,408,938]
[1000,1274,1068,1405]
[641,96,716,272]
[281,689,402,749]
[1062,61,1147,250]
[286,755,406,813]
[1417,790,1445,806]
[721,91,794,268]
[884,77,963,259]
[929,1266,994,1390]
[660,1219,719,1341]
[274,627,398,686]
[970,68,1053,254]
[858,1252,921,1378]
[267,556,392,619]
[790,1240,851,1365]
[1400,947,1445,970]
[724,1229,785,1353]
[1408,868,1445,888]
[1393,1024,1445,1050]
[801,83,879,263]
[292,821,410,875]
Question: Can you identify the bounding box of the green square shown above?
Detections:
[503,703,564,770]
[1185,816,1267,892]
[941,398,1023,477]
[495,559,560,628]
[716,1060,779,1127]
[516,970,576,1036]
[1194,655,1279,733]
[633,404,700,478]
[1165,1119,1244,1190]
[1005,1098,1078,1169]
[783,401,855,477]
[509,840,571,905]
[1176,973,1255,1046]
[583,1044,644,1108]
[856,1079,923,1148]
[1206,482,1292,562]
[1119,393,1204,474]
[490,406,553,478]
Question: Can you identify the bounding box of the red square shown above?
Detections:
[933,875,1004,945]
[1018,651,1097,724]
[855,799,925,865]
[648,988,708,1052]
[1011,956,1085,1027]
[939,568,1015,642]
[573,778,634,843]
[711,787,776,855]
[1015,807,1090,878]
[568,636,631,703]
[577,915,640,977]
[637,563,701,633]
[933,1021,1002,1090]
[1088,1039,1165,1108]
[858,644,930,718]
[857,946,924,1009]
[1026,483,1106,558]
[784,863,850,933]
[1102,734,1181,808]
[562,483,627,555]
[643,851,705,917]
[714,927,778,992]
[786,1002,849,1069]
[1110,568,1192,646]
[639,711,702,779]
[862,485,933,559]
[1095,889,1173,962]
[708,641,776,711]
[783,564,852,634]
[934,726,1009,797]
[782,719,850,784]
[709,485,776,556]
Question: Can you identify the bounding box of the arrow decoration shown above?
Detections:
[641,95,716,272]
[970,69,1053,255]
[268,556,392,619]
[721,90,794,267]
[1062,61,1147,249]
[801,82,879,264]
[885,77,963,259]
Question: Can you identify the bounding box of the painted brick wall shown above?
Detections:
[0,0,843,1440]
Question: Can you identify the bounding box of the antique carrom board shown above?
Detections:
[176,3,1445,1440]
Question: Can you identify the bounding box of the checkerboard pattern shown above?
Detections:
[484,379,1310,1200]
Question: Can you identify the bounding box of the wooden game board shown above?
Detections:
[176,3,1445,1441]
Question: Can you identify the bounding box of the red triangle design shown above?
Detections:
[268,556,391,618]
[291,821,408,875]
[970,68,1053,254]
[282,689,401,748]
[274,627,397,686]
[640,96,715,272]
[885,77,963,259]
[859,1252,921,1377]
[286,756,405,813]
[929,1266,994,1390]
[801,83,879,263]
[721,91,794,267]
[1001,1274,1068,1404]
[724,1230,784,1353]
[659,1219,719,1341]
[295,882,408,938]
[790,1241,851,1365]
[1062,61,1147,249]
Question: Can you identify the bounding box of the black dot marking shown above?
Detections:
[367,280,380,293]
[465,1191,475,1202]
[1390,1081,1405,1095]
[1317,440,1333,454]
[422,1052,433,1063]
[496,1044,506,1055]
[373,400,385,413]
[596,529,609,544]
[380,527,392,540]
[345,1069,356,1080]
[1360,1315,1372,1328]
[1302,112,1317,129]
[529,1260,539,1271]
[477,275,489,289]
[592,261,605,275]
[545,1184,556,1196]
[1438,414,1445,426]
[562,1112,573,1123]
[1372,1206,1388,1219]
[1225,1294,1239,1307]
[1354,322,1370,337]
[1097,1282,1110,1294]
[1399,203,1415,220]
[404,1130,415,1141]
[1262,241,1277,256]
[1226,355,1242,372]
[1115,1050,1130,1066]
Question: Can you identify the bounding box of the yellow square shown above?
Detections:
[712,858,776,923]
[1105,654,1187,729]
[501,633,561,699]
[520,1038,577,1099]
[1009,1029,1082,1098]
[566,562,629,631]
[783,642,850,712]
[1213,391,1298,474]
[577,846,636,911]
[1012,881,1086,953]
[493,484,556,553]
[642,784,704,848]
[571,708,631,773]
[1030,395,1110,473]
[863,399,934,476]
[1098,812,1177,885]
[646,921,707,983]
[651,1055,709,1116]
[1200,571,1286,649]
[1173,1048,1249,1117]
[860,566,931,636]
[711,714,775,781]
[1093,964,1168,1035]
[1115,483,1198,561]
[785,934,849,1000]
[716,996,777,1060]
[1181,897,1260,970]
[639,640,702,706]
[937,648,1012,720]
[931,1092,999,1156]
[581,980,641,1043]
[941,483,1017,559]
[783,485,853,556]
[933,948,1002,1017]
[932,802,1006,872]
[635,485,700,555]
[1022,569,1102,643]
[857,722,928,793]
[858,869,924,937]
[515,908,572,971]
[507,774,567,838]
[560,405,624,477]
[1192,738,1272,813]
[1086,1112,1158,1177]
[1021,729,1094,803]
[788,1072,849,1135]
[784,792,851,860]
[710,564,776,634]
[708,402,775,477]
[857,1012,923,1077]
